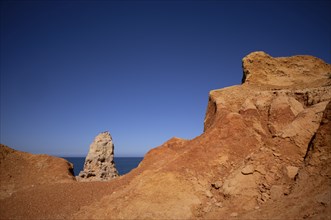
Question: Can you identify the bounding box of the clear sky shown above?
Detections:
[1,0,330,157]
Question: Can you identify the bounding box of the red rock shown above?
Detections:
[0,144,75,199]
[1,52,330,219]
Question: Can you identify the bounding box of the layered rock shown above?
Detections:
[241,51,331,88]
[77,131,118,181]
[1,51,330,219]
[73,52,330,219]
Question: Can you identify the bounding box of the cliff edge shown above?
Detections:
[73,51,330,219]
[0,144,75,199]
[1,51,330,219]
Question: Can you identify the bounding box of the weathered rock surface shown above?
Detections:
[242,51,331,88]
[286,165,299,179]
[71,52,331,219]
[0,144,75,199]
[77,131,119,181]
[1,51,330,219]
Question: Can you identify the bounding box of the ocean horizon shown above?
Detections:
[63,157,143,176]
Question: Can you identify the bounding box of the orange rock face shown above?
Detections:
[242,51,331,89]
[1,51,330,219]
[0,144,75,199]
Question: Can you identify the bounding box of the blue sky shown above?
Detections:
[1,0,330,157]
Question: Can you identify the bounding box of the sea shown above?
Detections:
[62,157,143,176]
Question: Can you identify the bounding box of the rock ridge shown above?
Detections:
[1,51,330,219]
[0,144,75,199]
[242,51,331,89]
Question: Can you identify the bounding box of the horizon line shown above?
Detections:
[56,155,145,158]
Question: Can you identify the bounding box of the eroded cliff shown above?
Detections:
[0,144,75,199]
[1,51,330,219]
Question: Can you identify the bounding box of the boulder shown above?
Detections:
[286,166,299,179]
[77,131,119,181]
[241,165,255,175]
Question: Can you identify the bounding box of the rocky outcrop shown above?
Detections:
[77,131,118,181]
[0,144,75,199]
[242,51,331,88]
[73,52,330,219]
[1,51,330,219]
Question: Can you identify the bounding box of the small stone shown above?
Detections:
[286,166,299,179]
[241,165,255,175]
[255,206,260,210]
[230,212,238,217]
[211,181,222,189]
[273,152,281,157]
[283,186,291,195]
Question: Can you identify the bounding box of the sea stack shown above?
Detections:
[77,131,119,181]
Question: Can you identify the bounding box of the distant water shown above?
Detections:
[63,157,143,176]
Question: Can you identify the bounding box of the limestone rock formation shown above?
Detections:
[1,51,330,219]
[77,131,118,181]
